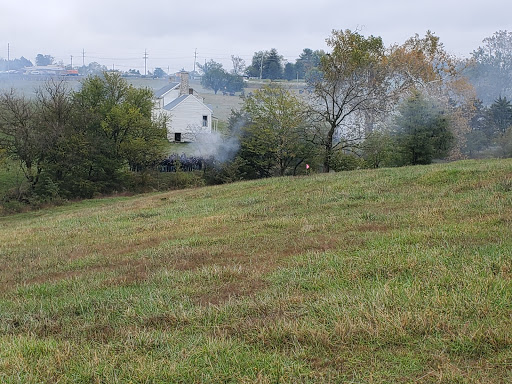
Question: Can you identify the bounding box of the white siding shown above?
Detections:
[166,96,213,142]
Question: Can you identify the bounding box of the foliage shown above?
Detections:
[488,96,512,135]
[35,54,54,66]
[393,91,454,165]
[153,67,166,78]
[309,30,467,172]
[466,30,512,104]
[360,130,395,168]
[329,151,364,171]
[261,48,283,80]
[308,29,389,172]
[238,85,312,177]
[0,56,32,71]
[198,60,244,94]
[295,48,324,80]
[78,62,108,76]
[246,49,284,80]
[0,74,168,203]
[283,62,296,81]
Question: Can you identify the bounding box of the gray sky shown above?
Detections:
[1,0,510,73]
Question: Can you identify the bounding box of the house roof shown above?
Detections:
[163,94,214,113]
[154,82,179,98]
[163,95,189,111]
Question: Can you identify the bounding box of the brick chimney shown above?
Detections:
[179,70,189,96]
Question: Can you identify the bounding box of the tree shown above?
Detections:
[78,62,108,76]
[295,48,324,80]
[153,67,166,78]
[0,90,43,189]
[231,55,246,76]
[394,91,454,165]
[224,74,244,93]
[198,60,227,94]
[0,56,32,71]
[488,96,512,135]
[35,54,54,66]
[466,30,512,104]
[71,73,166,191]
[308,29,389,172]
[262,48,283,80]
[309,29,463,172]
[360,131,395,168]
[0,80,72,195]
[198,60,243,94]
[246,51,266,78]
[463,99,493,157]
[239,84,311,177]
[283,63,296,81]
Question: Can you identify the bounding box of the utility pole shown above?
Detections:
[7,43,9,71]
[70,55,73,69]
[82,48,85,67]
[193,48,197,73]
[143,49,148,76]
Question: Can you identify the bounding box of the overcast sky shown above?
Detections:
[1,0,510,73]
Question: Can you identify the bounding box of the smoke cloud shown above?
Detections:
[188,131,240,163]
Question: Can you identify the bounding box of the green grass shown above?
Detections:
[1,159,511,383]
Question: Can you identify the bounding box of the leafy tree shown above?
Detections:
[0,80,72,195]
[0,56,32,71]
[262,48,283,80]
[63,72,167,196]
[198,60,227,94]
[309,29,461,172]
[488,96,512,135]
[295,48,324,80]
[308,29,388,172]
[0,90,43,189]
[463,99,493,157]
[225,74,244,93]
[466,30,512,104]
[239,85,311,177]
[246,51,266,78]
[283,63,296,81]
[394,91,454,165]
[198,60,243,94]
[35,54,54,66]
[78,62,108,76]
[360,131,395,168]
[153,67,166,78]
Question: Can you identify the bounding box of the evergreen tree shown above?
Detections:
[394,91,454,165]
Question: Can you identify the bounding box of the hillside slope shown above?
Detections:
[1,159,511,383]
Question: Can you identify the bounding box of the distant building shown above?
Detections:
[153,71,217,142]
[21,65,78,76]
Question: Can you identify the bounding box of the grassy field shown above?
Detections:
[0,159,511,383]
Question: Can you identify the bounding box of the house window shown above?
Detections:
[174,132,182,142]
[202,115,208,127]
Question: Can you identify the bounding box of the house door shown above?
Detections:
[174,133,182,142]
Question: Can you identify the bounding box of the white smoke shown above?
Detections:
[188,130,240,163]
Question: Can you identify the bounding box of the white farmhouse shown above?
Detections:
[154,71,217,142]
